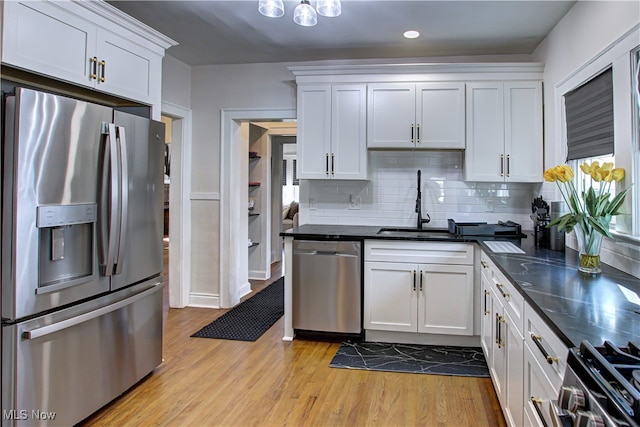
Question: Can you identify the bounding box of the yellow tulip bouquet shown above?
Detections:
[543,161,631,273]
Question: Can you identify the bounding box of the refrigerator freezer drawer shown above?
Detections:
[1,282,163,427]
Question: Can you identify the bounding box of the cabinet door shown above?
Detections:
[297,85,332,179]
[491,299,507,402]
[504,82,543,182]
[465,83,505,181]
[480,264,494,362]
[2,1,96,87]
[503,311,524,427]
[417,264,474,335]
[364,262,417,332]
[416,83,465,149]
[367,83,416,148]
[95,29,160,103]
[331,84,367,179]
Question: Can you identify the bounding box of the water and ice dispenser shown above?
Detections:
[36,204,97,292]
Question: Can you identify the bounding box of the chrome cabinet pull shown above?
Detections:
[506,154,510,177]
[412,270,417,291]
[531,334,558,365]
[500,154,504,176]
[481,260,488,269]
[419,270,423,291]
[411,124,415,144]
[416,124,420,144]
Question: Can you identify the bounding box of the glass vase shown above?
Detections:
[573,223,603,274]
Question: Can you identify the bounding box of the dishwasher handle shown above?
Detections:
[294,250,359,257]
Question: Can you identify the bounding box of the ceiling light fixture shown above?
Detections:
[258,0,285,18]
[404,30,420,39]
[293,0,317,26]
[259,0,341,27]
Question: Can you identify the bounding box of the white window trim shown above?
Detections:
[555,24,640,238]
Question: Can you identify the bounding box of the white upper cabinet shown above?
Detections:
[1,1,175,107]
[367,82,465,149]
[297,84,367,180]
[465,81,543,182]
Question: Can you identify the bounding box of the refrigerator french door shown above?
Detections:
[1,87,164,426]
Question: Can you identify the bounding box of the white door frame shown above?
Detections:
[220,108,296,308]
[162,101,192,308]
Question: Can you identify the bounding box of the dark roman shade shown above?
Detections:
[564,67,614,160]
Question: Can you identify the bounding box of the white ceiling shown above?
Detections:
[107,0,576,66]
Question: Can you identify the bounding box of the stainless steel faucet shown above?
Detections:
[416,170,431,229]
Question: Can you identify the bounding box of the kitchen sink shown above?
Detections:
[376,228,454,239]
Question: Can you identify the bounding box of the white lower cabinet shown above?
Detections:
[480,250,568,427]
[364,241,474,336]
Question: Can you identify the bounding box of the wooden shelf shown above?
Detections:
[248,212,259,217]
[249,182,260,188]
[248,242,259,248]
[249,154,261,160]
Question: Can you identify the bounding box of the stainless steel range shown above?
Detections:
[543,341,640,427]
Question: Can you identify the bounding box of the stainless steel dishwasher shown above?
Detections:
[292,240,362,334]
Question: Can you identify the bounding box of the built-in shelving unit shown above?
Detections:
[247,124,270,279]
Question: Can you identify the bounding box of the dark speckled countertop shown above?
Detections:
[282,224,640,348]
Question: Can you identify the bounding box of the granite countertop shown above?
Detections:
[282,224,640,348]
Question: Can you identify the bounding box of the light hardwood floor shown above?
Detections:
[80,246,506,427]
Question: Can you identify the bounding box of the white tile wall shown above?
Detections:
[301,151,541,229]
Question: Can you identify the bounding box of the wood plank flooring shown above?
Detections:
[80,246,506,427]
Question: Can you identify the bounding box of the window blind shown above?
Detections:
[282,159,287,186]
[293,159,299,186]
[565,67,614,160]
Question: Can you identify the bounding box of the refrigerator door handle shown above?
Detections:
[100,123,121,276]
[22,285,160,340]
[114,126,129,275]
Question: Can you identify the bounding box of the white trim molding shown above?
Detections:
[162,101,192,309]
[220,107,296,309]
[188,292,220,309]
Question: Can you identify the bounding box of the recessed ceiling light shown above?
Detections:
[404,30,420,39]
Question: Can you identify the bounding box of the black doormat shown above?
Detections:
[191,277,284,342]
[330,341,490,377]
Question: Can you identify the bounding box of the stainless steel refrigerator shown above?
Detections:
[1,88,164,426]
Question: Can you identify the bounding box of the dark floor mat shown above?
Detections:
[330,341,490,377]
[191,277,283,342]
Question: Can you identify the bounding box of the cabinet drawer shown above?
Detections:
[523,341,559,427]
[524,305,568,390]
[365,240,473,265]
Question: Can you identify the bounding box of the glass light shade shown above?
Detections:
[317,0,341,17]
[258,0,284,18]
[293,0,317,26]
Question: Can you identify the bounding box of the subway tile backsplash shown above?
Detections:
[299,150,639,278]
[301,151,541,229]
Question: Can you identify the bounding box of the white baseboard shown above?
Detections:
[188,292,220,308]
[249,270,269,280]
[237,281,252,300]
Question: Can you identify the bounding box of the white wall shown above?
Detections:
[189,63,296,299]
[162,55,191,107]
[532,1,640,278]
